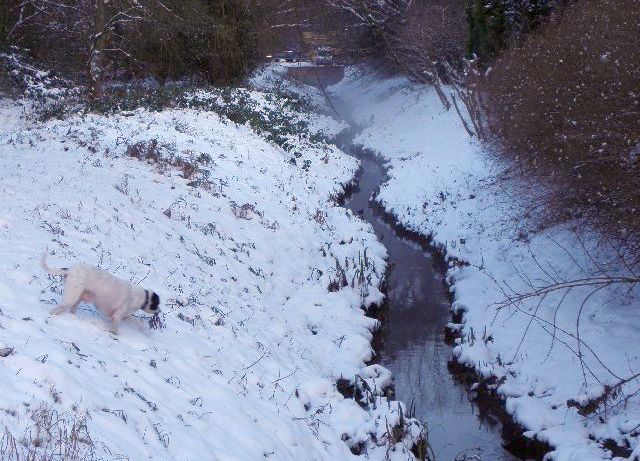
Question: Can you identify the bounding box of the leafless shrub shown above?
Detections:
[352,250,374,308]
[114,175,130,195]
[1,405,98,461]
[325,0,466,108]
[412,429,435,461]
[313,209,326,226]
[487,235,640,417]
[177,312,202,327]
[123,386,158,411]
[126,139,161,164]
[152,423,169,449]
[173,158,197,180]
[231,203,262,220]
[148,312,166,330]
[385,0,466,107]
[126,140,209,183]
[446,57,487,139]
[328,258,348,292]
[479,0,640,256]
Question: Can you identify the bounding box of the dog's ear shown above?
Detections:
[150,292,160,311]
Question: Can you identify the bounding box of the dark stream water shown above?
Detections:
[339,137,523,461]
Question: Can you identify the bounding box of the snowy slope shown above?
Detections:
[0,88,422,460]
[330,69,640,461]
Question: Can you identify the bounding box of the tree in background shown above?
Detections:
[323,0,405,58]
[252,0,325,56]
[3,0,258,98]
[89,0,107,99]
[324,0,466,77]
[0,1,11,50]
[466,0,506,61]
[322,0,475,127]
[390,0,466,105]
[203,0,257,82]
[466,0,567,62]
[7,1,95,70]
[130,0,257,84]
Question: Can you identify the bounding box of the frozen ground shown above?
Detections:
[0,72,423,460]
[328,68,640,461]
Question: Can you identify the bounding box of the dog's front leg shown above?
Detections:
[50,299,80,316]
[110,310,125,334]
[53,280,83,316]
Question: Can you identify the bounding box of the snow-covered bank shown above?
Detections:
[330,69,640,461]
[0,85,423,460]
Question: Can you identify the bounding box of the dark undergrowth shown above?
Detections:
[1,51,329,159]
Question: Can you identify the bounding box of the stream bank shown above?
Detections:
[336,128,539,461]
[323,70,640,461]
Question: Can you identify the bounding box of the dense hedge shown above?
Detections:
[480,0,640,254]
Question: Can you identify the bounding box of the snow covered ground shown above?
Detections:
[329,68,640,461]
[0,77,424,459]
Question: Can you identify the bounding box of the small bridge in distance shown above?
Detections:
[286,65,344,88]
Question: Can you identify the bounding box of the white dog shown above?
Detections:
[41,254,160,330]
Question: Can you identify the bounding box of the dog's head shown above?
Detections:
[142,291,161,314]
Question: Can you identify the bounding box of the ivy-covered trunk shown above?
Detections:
[0,1,10,50]
[89,0,107,100]
[466,0,506,61]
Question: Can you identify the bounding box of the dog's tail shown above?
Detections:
[40,253,68,276]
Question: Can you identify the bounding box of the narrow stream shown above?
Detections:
[339,136,522,461]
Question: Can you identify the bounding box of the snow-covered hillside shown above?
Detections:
[0,85,422,460]
[331,69,640,461]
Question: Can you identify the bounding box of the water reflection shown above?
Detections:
[344,152,521,461]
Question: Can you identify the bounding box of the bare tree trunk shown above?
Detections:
[89,0,106,100]
[432,73,451,110]
[450,92,475,137]
[454,85,486,140]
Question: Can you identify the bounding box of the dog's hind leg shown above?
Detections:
[51,300,80,316]
[51,280,83,316]
[68,300,81,314]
